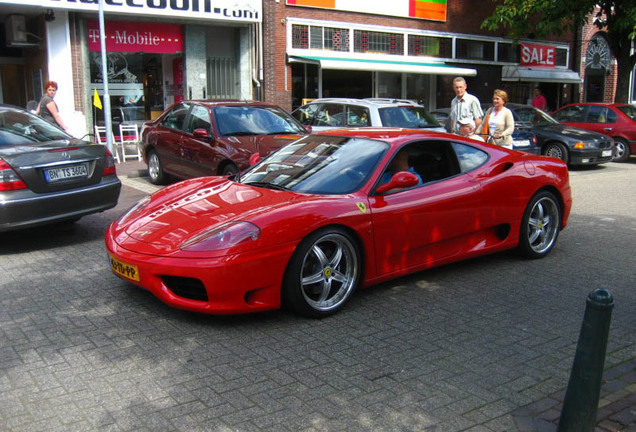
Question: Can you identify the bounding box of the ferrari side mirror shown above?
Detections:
[375,171,419,194]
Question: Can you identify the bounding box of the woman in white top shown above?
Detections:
[476,89,514,149]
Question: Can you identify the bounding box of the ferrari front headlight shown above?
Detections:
[116,195,151,227]
[180,221,261,252]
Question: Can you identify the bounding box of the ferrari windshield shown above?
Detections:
[0,106,71,145]
[241,135,389,194]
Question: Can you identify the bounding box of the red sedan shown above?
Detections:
[106,129,572,317]
[139,100,308,184]
[552,103,636,162]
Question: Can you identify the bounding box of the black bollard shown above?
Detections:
[558,288,614,432]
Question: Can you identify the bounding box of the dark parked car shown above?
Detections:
[552,103,636,162]
[432,106,539,155]
[140,100,308,184]
[0,104,121,232]
[502,103,615,166]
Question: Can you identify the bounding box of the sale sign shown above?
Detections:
[520,43,556,68]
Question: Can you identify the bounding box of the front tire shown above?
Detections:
[147,150,167,185]
[518,191,561,259]
[282,227,361,318]
[543,142,569,165]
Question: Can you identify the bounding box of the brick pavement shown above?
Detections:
[106,160,636,432]
[511,358,636,432]
[0,159,634,432]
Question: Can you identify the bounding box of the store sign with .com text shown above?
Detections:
[0,0,261,23]
[87,20,182,54]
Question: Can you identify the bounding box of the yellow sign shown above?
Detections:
[93,88,102,110]
[356,202,367,213]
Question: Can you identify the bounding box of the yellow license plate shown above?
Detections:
[109,255,140,282]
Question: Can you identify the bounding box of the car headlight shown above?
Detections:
[180,221,261,252]
[116,195,151,227]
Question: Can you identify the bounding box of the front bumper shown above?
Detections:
[569,148,614,165]
[105,225,298,315]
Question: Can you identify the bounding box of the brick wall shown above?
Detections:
[579,8,616,102]
[263,0,578,110]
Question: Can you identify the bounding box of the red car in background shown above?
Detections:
[139,100,308,184]
[552,103,636,162]
[107,129,572,317]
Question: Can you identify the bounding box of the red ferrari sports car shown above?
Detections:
[106,129,572,317]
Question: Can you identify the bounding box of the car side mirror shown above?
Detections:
[375,171,420,194]
[193,128,209,138]
[304,125,313,133]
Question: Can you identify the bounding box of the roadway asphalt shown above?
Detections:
[1,158,635,431]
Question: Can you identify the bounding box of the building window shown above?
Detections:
[555,48,568,67]
[292,25,309,49]
[498,43,519,63]
[310,26,322,49]
[408,35,452,58]
[354,30,404,55]
[456,39,495,61]
[324,28,350,52]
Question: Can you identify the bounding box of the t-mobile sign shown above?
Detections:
[87,20,183,54]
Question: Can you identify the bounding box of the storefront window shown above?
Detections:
[324,28,350,52]
[498,43,519,63]
[408,35,451,58]
[292,25,309,49]
[555,48,568,67]
[377,72,401,98]
[456,39,495,61]
[354,30,404,55]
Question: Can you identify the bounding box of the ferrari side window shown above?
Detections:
[452,142,488,172]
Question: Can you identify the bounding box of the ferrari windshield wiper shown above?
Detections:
[244,181,290,191]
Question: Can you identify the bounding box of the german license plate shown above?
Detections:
[109,255,140,282]
[513,139,531,147]
[602,150,613,157]
[44,163,88,182]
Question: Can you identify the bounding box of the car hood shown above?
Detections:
[115,176,313,255]
[534,123,609,141]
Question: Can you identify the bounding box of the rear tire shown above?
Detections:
[282,227,360,318]
[518,191,561,259]
[613,138,631,162]
[147,150,167,185]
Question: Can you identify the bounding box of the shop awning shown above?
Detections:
[288,55,477,76]
[502,66,582,84]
